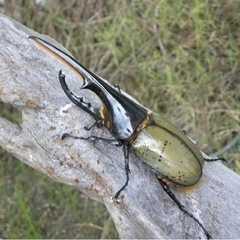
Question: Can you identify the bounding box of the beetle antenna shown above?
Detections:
[158,179,212,239]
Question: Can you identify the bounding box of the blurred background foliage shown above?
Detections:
[0,0,239,238]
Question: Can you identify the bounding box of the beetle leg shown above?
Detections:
[84,119,104,131]
[187,138,225,162]
[112,142,130,202]
[112,84,121,92]
[59,70,103,122]
[62,132,130,202]
[201,151,226,162]
[204,156,226,162]
[158,179,212,239]
[62,133,123,146]
[181,129,186,135]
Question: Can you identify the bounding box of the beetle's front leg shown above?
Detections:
[84,119,104,131]
[62,133,123,147]
[112,142,131,203]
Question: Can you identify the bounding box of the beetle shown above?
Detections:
[29,36,224,239]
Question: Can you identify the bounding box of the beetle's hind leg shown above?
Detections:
[158,179,212,239]
[204,156,226,162]
[183,134,225,162]
[201,151,226,162]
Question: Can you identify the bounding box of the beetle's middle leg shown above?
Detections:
[158,178,212,239]
[112,141,131,202]
[62,133,130,202]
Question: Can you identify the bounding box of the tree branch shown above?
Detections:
[0,14,240,239]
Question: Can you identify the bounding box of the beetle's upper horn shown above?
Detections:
[28,36,91,85]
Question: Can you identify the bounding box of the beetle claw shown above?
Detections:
[112,191,122,203]
[111,195,120,204]
[61,132,71,140]
[84,119,104,131]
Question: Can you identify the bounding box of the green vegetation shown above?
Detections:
[1,0,239,238]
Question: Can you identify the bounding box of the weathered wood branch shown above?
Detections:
[0,14,240,239]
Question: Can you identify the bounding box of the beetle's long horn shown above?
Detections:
[28,36,88,85]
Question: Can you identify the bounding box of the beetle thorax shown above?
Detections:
[100,97,146,140]
[94,85,148,139]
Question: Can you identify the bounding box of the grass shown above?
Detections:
[0,0,239,238]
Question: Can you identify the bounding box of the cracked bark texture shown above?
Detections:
[0,14,240,239]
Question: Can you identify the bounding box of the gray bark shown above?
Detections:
[0,14,240,239]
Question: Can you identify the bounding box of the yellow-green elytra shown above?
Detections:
[132,112,204,186]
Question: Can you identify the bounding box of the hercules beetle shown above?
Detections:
[29,36,224,239]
